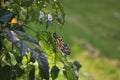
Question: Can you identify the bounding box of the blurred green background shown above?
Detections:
[28,0,120,80]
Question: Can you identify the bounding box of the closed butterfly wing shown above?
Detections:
[52,33,70,55]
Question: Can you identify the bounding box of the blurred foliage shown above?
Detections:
[59,0,120,80]
[0,0,81,80]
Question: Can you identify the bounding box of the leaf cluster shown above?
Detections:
[0,0,81,80]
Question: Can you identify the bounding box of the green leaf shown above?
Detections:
[37,52,49,80]
[21,51,31,65]
[63,65,78,80]
[15,30,40,48]
[20,0,33,7]
[56,1,65,24]
[52,0,65,25]
[29,66,35,80]
[37,31,56,54]
[0,65,12,80]
[19,7,28,22]
[6,29,20,43]
[9,52,17,65]
[30,49,38,62]
[18,41,31,56]
[51,65,60,80]
[34,61,40,78]
[73,60,82,71]
[55,14,63,25]
[22,55,27,65]
[37,31,51,45]
[72,61,82,79]
[13,64,25,77]
[27,6,39,22]
[0,12,14,23]
[12,24,25,32]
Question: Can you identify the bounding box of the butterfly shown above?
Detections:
[52,33,70,55]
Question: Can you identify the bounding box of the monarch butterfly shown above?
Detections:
[52,33,70,55]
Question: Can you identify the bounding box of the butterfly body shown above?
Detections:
[52,33,70,55]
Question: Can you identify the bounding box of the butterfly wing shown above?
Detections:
[53,33,70,55]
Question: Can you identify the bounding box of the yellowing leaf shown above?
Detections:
[42,8,49,14]
[11,18,18,24]
[1,0,8,7]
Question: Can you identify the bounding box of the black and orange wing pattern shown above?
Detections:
[52,33,70,55]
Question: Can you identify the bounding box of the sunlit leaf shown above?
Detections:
[9,52,17,65]
[22,55,28,65]
[21,51,31,65]
[63,65,77,80]
[31,60,40,79]
[37,31,56,54]
[0,0,79,80]
[37,31,52,45]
